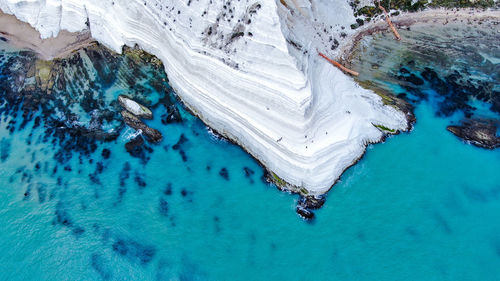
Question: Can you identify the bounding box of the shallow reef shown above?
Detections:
[349,20,500,149]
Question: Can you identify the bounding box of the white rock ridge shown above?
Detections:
[0,0,409,195]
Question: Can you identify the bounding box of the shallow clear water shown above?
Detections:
[1,24,500,280]
[349,20,500,122]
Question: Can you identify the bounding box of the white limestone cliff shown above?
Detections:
[0,0,409,194]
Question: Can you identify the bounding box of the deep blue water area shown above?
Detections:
[0,21,500,281]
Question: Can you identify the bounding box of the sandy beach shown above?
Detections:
[0,10,94,60]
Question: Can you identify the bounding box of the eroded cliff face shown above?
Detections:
[0,0,408,194]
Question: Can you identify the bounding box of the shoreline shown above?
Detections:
[0,5,413,200]
[0,11,94,60]
[339,8,500,61]
[0,5,498,200]
[0,8,297,194]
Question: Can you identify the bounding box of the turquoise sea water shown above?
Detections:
[0,24,500,280]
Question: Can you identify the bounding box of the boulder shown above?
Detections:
[298,195,326,210]
[121,110,162,143]
[296,206,315,220]
[118,95,153,119]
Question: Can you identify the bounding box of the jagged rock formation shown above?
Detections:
[120,110,163,143]
[448,120,500,149]
[0,0,409,194]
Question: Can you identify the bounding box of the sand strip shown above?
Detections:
[0,10,95,60]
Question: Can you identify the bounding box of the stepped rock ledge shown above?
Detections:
[0,0,410,195]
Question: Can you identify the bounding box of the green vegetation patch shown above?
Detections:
[271,172,287,186]
[373,124,397,133]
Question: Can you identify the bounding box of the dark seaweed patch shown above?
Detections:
[117,162,131,202]
[213,216,221,233]
[0,43,171,175]
[432,212,452,234]
[163,183,173,195]
[172,134,188,150]
[134,172,147,189]
[179,149,188,162]
[119,162,131,187]
[23,185,31,200]
[54,202,73,227]
[89,172,101,185]
[243,167,255,183]
[112,238,156,265]
[125,135,152,164]
[397,66,491,118]
[172,134,189,162]
[96,161,104,173]
[397,67,424,86]
[159,198,169,216]
[117,185,127,203]
[0,138,11,162]
[72,226,85,237]
[405,226,419,238]
[21,171,32,183]
[36,183,47,203]
[493,240,500,258]
[462,185,500,203]
[89,161,105,185]
[101,148,111,159]
[243,167,254,177]
[180,188,193,202]
[181,189,188,197]
[219,168,229,180]
[91,253,112,280]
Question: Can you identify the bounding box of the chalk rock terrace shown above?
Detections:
[0,0,411,195]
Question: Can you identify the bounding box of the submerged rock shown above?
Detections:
[447,119,500,149]
[118,95,153,119]
[161,104,182,124]
[120,111,162,143]
[295,195,324,220]
[125,135,145,154]
[296,206,315,220]
[298,195,326,210]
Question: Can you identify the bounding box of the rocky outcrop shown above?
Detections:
[298,195,326,210]
[120,110,162,143]
[296,206,315,220]
[295,195,326,220]
[447,119,500,149]
[118,94,163,144]
[118,95,153,119]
